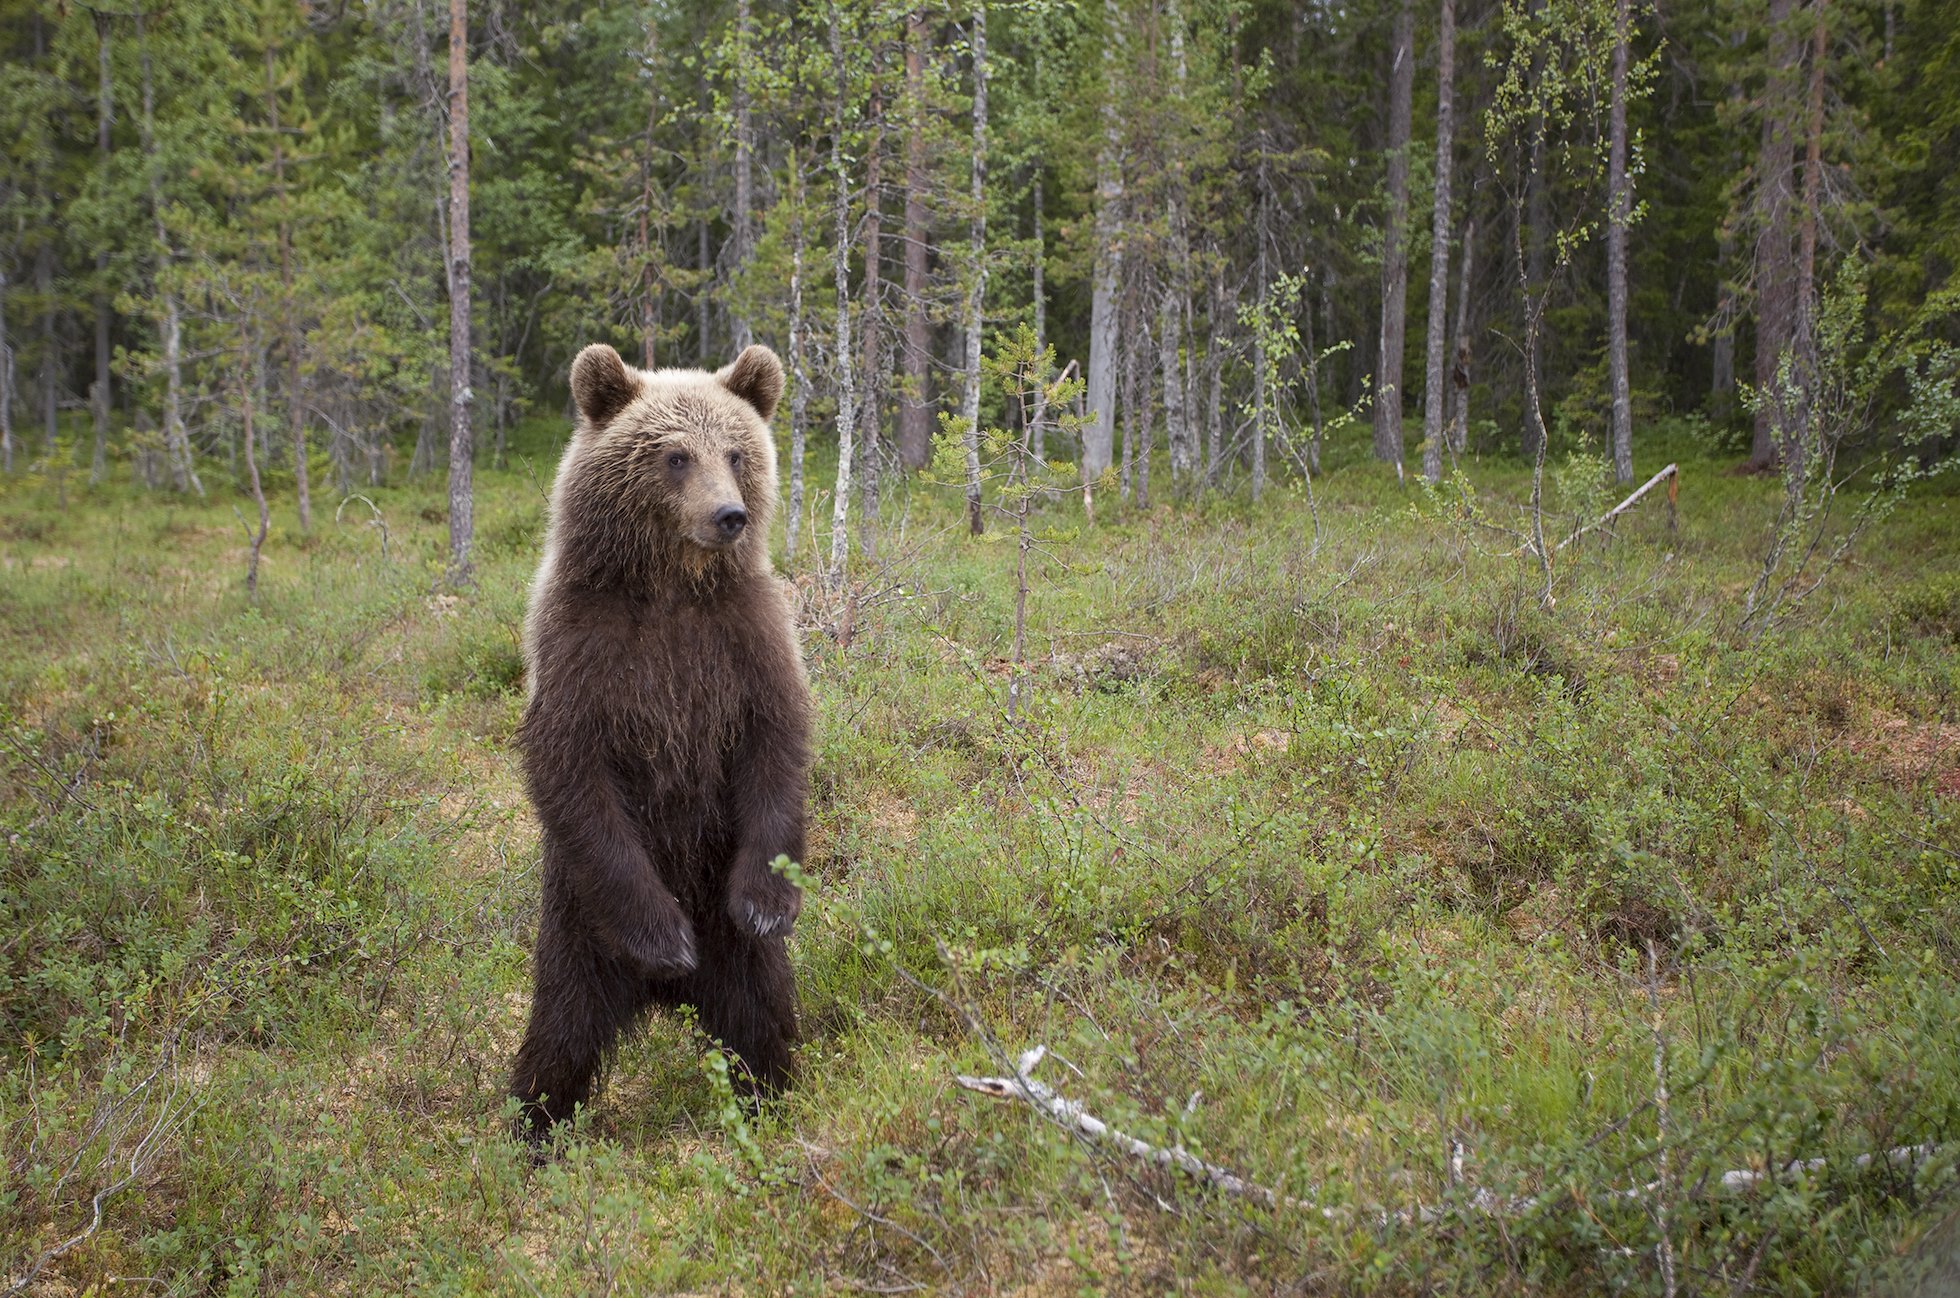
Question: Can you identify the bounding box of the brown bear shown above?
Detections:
[508,342,810,1139]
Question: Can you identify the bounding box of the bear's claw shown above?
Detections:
[743,902,790,937]
[729,871,802,938]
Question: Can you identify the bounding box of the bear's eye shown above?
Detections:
[729,451,742,470]
[667,451,689,470]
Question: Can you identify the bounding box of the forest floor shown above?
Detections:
[2,422,1958,1295]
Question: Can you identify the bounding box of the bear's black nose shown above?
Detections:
[712,505,748,539]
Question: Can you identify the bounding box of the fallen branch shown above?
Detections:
[956,1047,1314,1213]
[953,1044,1950,1227]
[1559,462,1678,551]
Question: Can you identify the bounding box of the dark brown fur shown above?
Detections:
[509,343,809,1138]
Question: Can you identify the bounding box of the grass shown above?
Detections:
[2,417,1957,1295]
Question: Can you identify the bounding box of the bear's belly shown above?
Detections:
[603,611,752,896]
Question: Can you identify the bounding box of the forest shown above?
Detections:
[3,0,1959,1293]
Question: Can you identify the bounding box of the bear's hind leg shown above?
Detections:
[681,925,799,1096]
[509,909,646,1141]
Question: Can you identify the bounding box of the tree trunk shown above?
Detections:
[1135,318,1154,510]
[730,0,755,354]
[92,11,114,485]
[786,172,808,567]
[1605,0,1634,483]
[37,238,56,460]
[859,80,886,555]
[1373,0,1414,472]
[1751,0,1800,470]
[1448,217,1476,455]
[1083,0,1125,483]
[896,11,933,470]
[1029,169,1047,463]
[0,266,12,474]
[1206,272,1226,484]
[1302,268,1324,473]
[1524,0,1549,460]
[1792,0,1828,440]
[1120,293,1138,503]
[961,5,988,536]
[826,8,858,585]
[697,220,712,363]
[265,48,312,529]
[136,13,200,496]
[1158,284,1187,484]
[1421,0,1456,484]
[446,0,474,582]
[1252,180,1270,502]
[1710,243,1736,418]
[241,354,270,604]
[637,16,661,369]
[1161,0,1193,486]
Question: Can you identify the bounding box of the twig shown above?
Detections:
[1559,463,1679,551]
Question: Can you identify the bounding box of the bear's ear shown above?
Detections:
[716,345,784,423]
[570,344,641,427]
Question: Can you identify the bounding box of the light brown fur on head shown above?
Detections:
[547,343,785,590]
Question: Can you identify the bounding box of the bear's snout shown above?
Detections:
[711,504,749,541]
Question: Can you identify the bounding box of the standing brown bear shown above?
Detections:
[509,342,810,1139]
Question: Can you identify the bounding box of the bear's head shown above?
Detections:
[550,343,785,586]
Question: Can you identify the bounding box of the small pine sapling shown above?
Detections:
[931,323,1085,719]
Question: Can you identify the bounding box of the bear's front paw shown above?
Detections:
[728,868,802,938]
[620,914,698,976]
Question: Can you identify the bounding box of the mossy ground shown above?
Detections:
[3,421,1957,1295]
